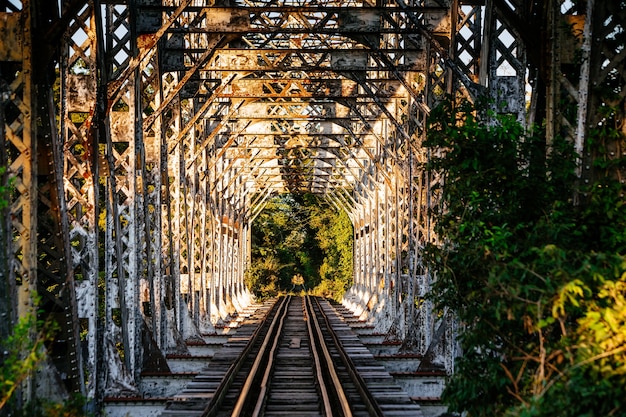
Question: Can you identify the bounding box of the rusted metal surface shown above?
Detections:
[0,2,38,407]
[60,1,99,401]
[0,0,624,411]
[0,13,22,62]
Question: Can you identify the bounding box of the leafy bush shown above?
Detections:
[244,255,282,300]
[1,304,58,413]
[9,394,90,417]
[0,166,11,209]
[309,201,353,301]
[424,99,626,416]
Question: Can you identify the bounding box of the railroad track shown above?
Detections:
[201,295,385,417]
[161,295,422,417]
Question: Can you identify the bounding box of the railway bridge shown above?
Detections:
[0,0,623,415]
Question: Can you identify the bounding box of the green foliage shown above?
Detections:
[0,302,90,416]
[249,194,321,296]
[244,255,282,299]
[424,98,626,416]
[11,394,91,417]
[309,203,353,301]
[0,303,58,412]
[247,193,353,300]
[0,166,14,210]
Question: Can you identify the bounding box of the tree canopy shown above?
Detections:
[245,193,353,301]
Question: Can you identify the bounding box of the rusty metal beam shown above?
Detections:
[105,0,195,112]
[166,73,239,154]
[142,34,227,130]
[197,49,423,73]
[223,77,402,98]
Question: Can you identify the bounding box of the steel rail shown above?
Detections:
[201,296,290,417]
[305,295,352,417]
[232,295,292,417]
[305,299,334,416]
[309,296,386,417]
[204,295,382,417]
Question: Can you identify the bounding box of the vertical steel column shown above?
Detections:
[346,199,364,313]
[381,186,390,319]
[362,193,372,312]
[203,195,215,326]
[237,201,250,307]
[197,146,212,333]
[0,0,37,405]
[61,0,100,399]
[98,0,141,395]
[386,165,398,337]
[577,1,625,184]
[165,84,184,347]
[216,154,227,320]
[190,103,204,330]
[231,175,243,309]
[38,35,85,405]
[392,95,407,342]
[209,153,220,323]
[189,158,200,328]
[227,205,235,313]
[135,4,167,352]
[372,183,383,325]
[177,95,202,341]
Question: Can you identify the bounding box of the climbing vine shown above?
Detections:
[424,99,626,416]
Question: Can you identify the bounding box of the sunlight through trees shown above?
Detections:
[246,193,353,301]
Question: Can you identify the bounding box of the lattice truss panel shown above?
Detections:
[550,1,626,183]
[0,0,35,334]
[0,0,85,402]
[61,0,100,398]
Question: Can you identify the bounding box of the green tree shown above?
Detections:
[247,193,353,300]
[309,202,353,301]
[424,99,626,416]
[250,194,321,293]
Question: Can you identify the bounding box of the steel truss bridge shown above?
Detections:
[0,0,623,411]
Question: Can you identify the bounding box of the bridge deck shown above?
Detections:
[158,296,422,417]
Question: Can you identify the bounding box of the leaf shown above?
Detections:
[552,279,586,317]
